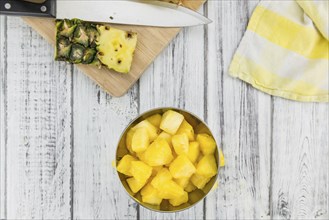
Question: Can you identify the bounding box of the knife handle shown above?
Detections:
[0,0,55,17]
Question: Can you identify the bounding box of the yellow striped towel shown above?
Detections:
[229,1,329,102]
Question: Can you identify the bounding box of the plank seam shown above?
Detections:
[269,96,274,218]
[70,65,75,220]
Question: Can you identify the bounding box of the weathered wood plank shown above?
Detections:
[205,1,272,219]
[138,6,205,219]
[72,69,139,219]
[4,17,72,219]
[0,16,7,220]
[271,100,329,220]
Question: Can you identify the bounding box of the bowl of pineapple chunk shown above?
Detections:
[116,108,220,212]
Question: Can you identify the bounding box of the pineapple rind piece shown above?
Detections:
[130,161,152,183]
[196,155,217,178]
[97,26,137,73]
[131,127,149,153]
[196,134,217,155]
[176,120,195,141]
[169,155,196,179]
[117,155,137,176]
[172,133,189,155]
[160,110,184,135]
[169,191,188,207]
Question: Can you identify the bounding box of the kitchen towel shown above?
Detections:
[229,0,329,102]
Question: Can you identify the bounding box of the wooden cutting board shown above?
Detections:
[22,0,205,97]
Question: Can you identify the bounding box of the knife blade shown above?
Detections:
[56,0,211,27]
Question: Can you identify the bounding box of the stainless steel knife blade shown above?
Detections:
[56,0,211,27]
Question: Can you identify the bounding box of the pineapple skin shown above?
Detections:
[55,19,137,74]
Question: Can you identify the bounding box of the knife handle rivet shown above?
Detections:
[4,3,11,10]
[40,6,47,13]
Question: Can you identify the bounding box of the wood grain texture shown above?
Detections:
[72,68,139,219]
[2,17,72,219]
[271,100,329,220]
[138,6,205,219]
[205,1,272,219]
[22,0,204,97]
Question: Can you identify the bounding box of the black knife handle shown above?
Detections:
[0,0,56,17]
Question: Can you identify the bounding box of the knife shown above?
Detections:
[0,0,211,27]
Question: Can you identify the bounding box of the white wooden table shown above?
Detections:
[0,1,328,219]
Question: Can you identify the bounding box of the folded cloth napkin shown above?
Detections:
[229,0,329,102]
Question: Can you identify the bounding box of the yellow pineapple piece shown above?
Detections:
[197,134,216,155]
[187,141,200,163]
[131,127,149,153]
[169,191,188,207]
[136,152,146,162]
[190,173,211,189]
[151,166,163,177]
[132,120,158,141]
[196,155,217,178]
[146,114,162,128]
[172,133,189,155]
[219,149,225,167]
[125,129,135,154]
[130,161,152,183]
[174,177,190,188]
[143,139,173,166]
[176,120,195,141]
[185,181,197,192]
[160,110,184,135]
[169,155,196,179]
[126,177,146,193]
[155,131,172,145]
[141,183,162,205]
[97,26,137,73]
[117,155,136,176]
[151,168,172,189]
[157,180,185,199]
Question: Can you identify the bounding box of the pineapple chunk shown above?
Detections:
[196,155,217,178]
[160,110,184,135]
[187,141,200,163]
[155,131,172,145]
[131,127,149,153]
[197,134,217,155]
[151,168,172,189]
[185,181,197,192]
[97,26,137,73]
[219,149,225,167]
[141,183,162,205]
[117,155,136,176]
[169,155,196,179]
[127,177,146,193]
[157,180,185,199]
[132,120,158,141]
[190,173,211,189]
[130,161,152,183]
[172,133,189,155]
[125,129,135,154]
[176,120,195,141]
[174,177,190,188]
[143,139,174,166]
[169,191,188,207]
[146,114,162,128]
[151,166,163,177]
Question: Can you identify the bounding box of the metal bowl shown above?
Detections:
[116,107,219,212]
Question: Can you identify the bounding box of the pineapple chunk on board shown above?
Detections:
[55,19,137,74]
